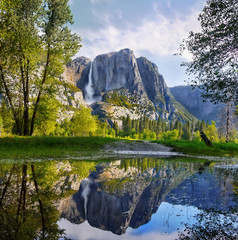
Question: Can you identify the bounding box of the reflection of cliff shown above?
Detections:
[60,159,203,235]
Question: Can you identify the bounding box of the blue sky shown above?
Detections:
[69,0,207,87]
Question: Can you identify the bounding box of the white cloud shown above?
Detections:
[74,9,201,61]
[90,0,110,4]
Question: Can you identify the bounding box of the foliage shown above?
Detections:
[71,106,98,136]
[104,92,133,108]
[34,95,60,135]
[0,160,97,239]
[0,100,15,135]
[193,130,202,141]
[180,0,238,105]
[0,0,81,135]
[205,120,219,142]
[162,129,180,140]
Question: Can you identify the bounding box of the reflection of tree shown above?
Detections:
[0,160,96,239]
[0,163,64,239]
[178,167,238,240]
[178,208,238,240]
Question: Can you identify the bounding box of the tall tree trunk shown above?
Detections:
[21,59,30,136]
[0,62,21,134]
[30,47,50,136]
[225,102,230,143]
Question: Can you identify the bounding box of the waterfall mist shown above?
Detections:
[85,62,95,103]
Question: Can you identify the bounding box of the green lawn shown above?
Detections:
[152,140,238,157]
[1,137,237,160]
[0,136,117,159]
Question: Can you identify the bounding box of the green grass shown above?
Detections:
[0,136,117,159]
[152,140,238,157]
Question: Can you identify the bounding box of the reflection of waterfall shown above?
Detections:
[85,62,94,103]
[81,178,91,219]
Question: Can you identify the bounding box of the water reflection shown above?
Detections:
[0,157,237,240]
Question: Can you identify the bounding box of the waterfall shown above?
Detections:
[81,178,91,219]
[85,62,95,103]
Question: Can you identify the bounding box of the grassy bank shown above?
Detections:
[152,140,238,157]
[0,136,118,159]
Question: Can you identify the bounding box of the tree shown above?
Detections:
[34,95,60,135]
[0,114,2,136]
[162,129,180,141]
[183,121,192,140]
[205,120,219,142]
[180,0,238,104]
[180,0,238,142]
[71,106,98,136]
[0,0,81,136]
[123,115,132,136]
[0,100,15,134]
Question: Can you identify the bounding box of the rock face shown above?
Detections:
[170,85,224,122]
[63,49,196,123]
[63,56,91,91]
[92,49,144,95]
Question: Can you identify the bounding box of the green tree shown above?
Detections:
[0,100,15,135]
[183,121,192,140]
[193,130,202,141]
[112,121,119,136]
[180,0,238,105]
[0,0,81,136]
[0,114,2,136]
[71,106,98,136]
[205,120,219,142]
[180,0,238,142]
[130,128,137,139]
[123,115,132,136]
[34,95,59,135]
[200,120,206,132]
[162,129,180,140]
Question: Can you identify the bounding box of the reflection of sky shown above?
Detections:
[58,202,200,240]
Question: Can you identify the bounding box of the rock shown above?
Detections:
[62,56,91,96]
[92,49,144,96]
[62,49,197,123]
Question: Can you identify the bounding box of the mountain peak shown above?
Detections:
[63,49,196,123]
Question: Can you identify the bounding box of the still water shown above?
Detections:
[0,157,237,240]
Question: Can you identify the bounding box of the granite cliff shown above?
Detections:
[63,49,196,123]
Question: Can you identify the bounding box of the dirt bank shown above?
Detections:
[104,140,172,152]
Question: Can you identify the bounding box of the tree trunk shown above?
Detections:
[30,47,50,136]
[225,102,230,143]
[0,63,21,134]
[200,130,212,146]
[20,59,30,136]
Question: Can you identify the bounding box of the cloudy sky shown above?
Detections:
[69,0,207,87]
